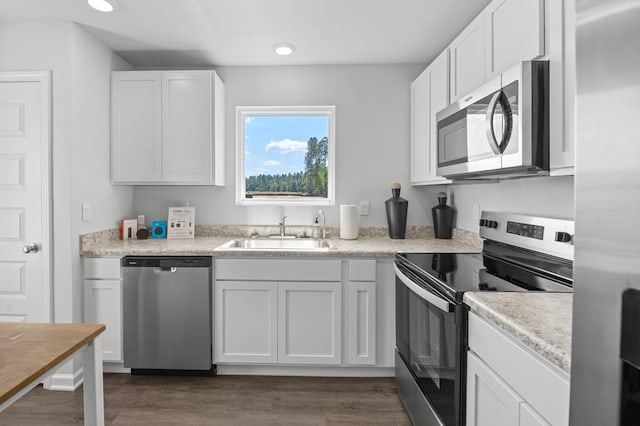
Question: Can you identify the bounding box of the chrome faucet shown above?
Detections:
[279,216,287,237]
[315,210,327,239]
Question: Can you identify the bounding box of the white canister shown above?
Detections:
[340,204,359,240]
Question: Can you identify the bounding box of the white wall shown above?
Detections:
[69,24,133,324]
[0,21,133,322]
[415,175,575,232]
[131,64,575,232]
[132,64,428,228]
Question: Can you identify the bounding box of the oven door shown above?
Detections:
[394,263,466,426]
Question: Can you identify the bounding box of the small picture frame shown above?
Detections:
[167,207,195,239]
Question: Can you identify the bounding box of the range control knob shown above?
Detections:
[479,219,486,227]
[488,220,498,229]
[555,231,573,243]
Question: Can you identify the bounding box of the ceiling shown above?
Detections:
[0,0,491,67]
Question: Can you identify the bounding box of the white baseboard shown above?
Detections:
[216,365,394,377]
[46,367,84,391]
[99,362,394,378]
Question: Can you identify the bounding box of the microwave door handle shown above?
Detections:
[485,91,514,154]
[393,263,454,312]
[485,91,504,154]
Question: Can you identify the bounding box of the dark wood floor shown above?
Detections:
[1,374,411,425]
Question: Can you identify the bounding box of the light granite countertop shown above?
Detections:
[80,233,481,257]
[463,292,572,374]
[80,225,482,257]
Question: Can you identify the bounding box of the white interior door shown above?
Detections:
[0,71,51,323]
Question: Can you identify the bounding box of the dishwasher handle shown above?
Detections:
[154,267,177,274]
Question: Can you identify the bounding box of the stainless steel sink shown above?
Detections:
[215,238,336,251]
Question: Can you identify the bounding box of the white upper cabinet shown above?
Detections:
[485,0,545,80]
[450,15,486,103]
[111,70,225,185]
[111,71,162,183]
[411,49,452,186]
[549,0,576,175]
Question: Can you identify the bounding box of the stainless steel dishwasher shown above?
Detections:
[122,256,213,374]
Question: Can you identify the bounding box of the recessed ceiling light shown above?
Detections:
[88,0,117,12]
[274,43,295,56]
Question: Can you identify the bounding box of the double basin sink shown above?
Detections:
[215,237,336,252]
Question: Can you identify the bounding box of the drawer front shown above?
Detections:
[468,313,569,426]
[348,259,376,282]
[215,259,342,281]
[83,257,122,279]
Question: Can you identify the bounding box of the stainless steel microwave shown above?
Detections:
[436,61,549,179]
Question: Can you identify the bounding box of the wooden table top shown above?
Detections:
[0,323,105,405]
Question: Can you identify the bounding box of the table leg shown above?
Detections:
[82,336,104,426]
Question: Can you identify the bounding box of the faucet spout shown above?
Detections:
[279,216,287,237]
[314,210,327,240]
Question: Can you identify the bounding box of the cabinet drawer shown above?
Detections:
[83,257,122,279]
[215,259,342,281]
[348,259,376,281]
[468,313,569,426]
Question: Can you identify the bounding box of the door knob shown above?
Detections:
[22,243,39,254]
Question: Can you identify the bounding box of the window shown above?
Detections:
[236,106,335,206]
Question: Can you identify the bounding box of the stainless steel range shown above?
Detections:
[394,211,574,426]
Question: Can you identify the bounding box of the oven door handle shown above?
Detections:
[394,263,454,312]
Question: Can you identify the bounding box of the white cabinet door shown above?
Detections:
[347,281,376,365]
[278,282,342,365]
[549,0,576,176]
[162,71,213,183]
[520,403,551,426]
[111,70,224,185]
[111,71,162,183]
[214,281,278,363]
[450,15,486,102]
[84,279,122,362]
[466,352,521,426]
[411,49,452,186]
[485,0,545,80]
[427,50,453,185]
[410,68,430,185]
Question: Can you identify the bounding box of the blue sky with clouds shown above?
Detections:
[245,116,329,177]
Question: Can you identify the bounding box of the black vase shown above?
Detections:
[432,192,454,239]
[385,184,408,239]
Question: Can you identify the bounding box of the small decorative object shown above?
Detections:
[119,219,137,240]
[385,182,408,239]
[151,221,167,239]
[432,192,454,239]
[167,207,196,239]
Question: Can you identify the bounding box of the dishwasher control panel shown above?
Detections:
[122,256,212,268]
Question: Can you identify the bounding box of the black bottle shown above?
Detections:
[432,192,454,239]
[385,183,408,239]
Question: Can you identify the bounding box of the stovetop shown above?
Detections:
[396,248,573,304]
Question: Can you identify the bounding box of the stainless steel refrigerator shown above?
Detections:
[570,1,640,425]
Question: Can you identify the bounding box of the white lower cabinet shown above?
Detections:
[278,282,342,364]
[214,281,278,363]
[83,257,123,362]
[467,312,569,426]
[214,258,383,368]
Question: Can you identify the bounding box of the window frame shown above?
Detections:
[235,105,336,206]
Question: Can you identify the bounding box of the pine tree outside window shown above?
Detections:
[236,106,335,206]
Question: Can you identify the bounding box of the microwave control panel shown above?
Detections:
[506,221,544,240]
